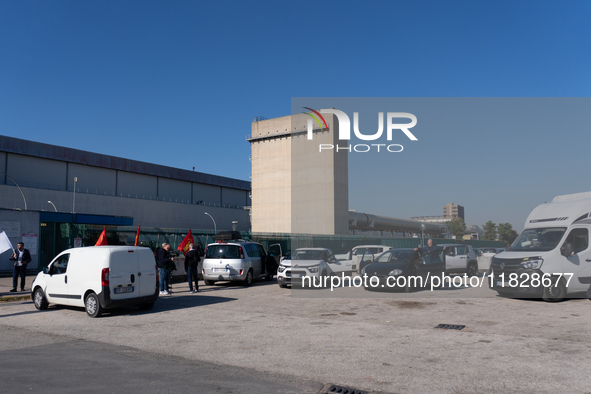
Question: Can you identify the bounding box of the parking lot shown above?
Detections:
[2,278,591,393]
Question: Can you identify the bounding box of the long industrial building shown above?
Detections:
[0,135,251,228]
[0,135,251,271]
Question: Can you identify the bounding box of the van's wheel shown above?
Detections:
[467,263,478,277]
[243,270,253,287]
[85,292,103,318]
[542,278,567,302]
[496,290,513,298]
[33,288,49,310]
[138,302,154,311]
[204,280,215,286]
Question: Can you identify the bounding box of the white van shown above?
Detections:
[31,246,159,317]
[489,191,591,301]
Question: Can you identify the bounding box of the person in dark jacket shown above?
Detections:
[9,242,31,292]
[414,239,442,265]
[157,243,175,295]
[184,243,201,293]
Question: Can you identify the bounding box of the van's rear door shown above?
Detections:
[109,249,139,300]
[137,248,157,297]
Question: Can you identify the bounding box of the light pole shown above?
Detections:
[72,177,77,214]
[421,223,425,247]
[0,171,27,210]
[205,212,217,233]
[47,201,57,212]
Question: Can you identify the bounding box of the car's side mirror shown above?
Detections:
[561,242,574,257]
[43,267,49,275]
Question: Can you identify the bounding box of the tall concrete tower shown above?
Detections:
[248,112,348,235]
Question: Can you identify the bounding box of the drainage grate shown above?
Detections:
[435,324,465,330]
[325,384,369,394]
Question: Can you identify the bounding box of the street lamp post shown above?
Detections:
[47,201,57,212]
[73,177,77,214]
[205,212,217,233]
[0,171,27,210]
[421,223,425,247]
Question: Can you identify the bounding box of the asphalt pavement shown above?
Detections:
[2,277,591,393]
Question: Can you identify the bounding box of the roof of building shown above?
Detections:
[0,135,250,191]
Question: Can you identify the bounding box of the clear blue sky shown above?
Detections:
[1,1,590,232]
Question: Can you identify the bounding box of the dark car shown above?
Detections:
[362,248,446,292]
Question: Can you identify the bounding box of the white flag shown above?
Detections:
[0,231,14,254]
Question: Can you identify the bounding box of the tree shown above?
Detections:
[482,220,497,241]
[447,217,467,239]
[498,223,518,246]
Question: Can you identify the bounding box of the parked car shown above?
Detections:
[490,191,591,301]
[277,248,342,288]
[481,247,502,256]
[335,245,393,273]
[442,244,479,276]
[31,246,159,318]
[202,233,275,286]
[352,245,393,273]
[362,248,445,292]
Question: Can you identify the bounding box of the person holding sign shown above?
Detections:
[10,242,31,292]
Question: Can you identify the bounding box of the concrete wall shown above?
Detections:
[249,112,349,235]
[1,152,249,210]
[250,115,292,233]
[290,112,348,235]
[0,152,6,183]
[158,178,191,202]
[117,171,158,198]
[0,184,249,231]
[193,183,221,205]
[0,209,40,271]
[67,163,117,194]
[7,154,67,190]
[222,187,247,207]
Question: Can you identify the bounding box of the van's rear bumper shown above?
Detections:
[98,286,158,309]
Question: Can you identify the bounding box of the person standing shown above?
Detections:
[414,238,442,264]
[184,243,200,293]
[195,242,204,258]
[157,243,174,295]
[10,242,31,292]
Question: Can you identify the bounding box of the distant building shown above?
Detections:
[411,203,465,224]
[464,225,483,240]
[410,215,452,224]
[443,203,464,220]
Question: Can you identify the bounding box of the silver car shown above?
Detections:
[202,240,273,286]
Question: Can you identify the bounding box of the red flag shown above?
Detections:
[134,224,141,246]
[177,229,194,256]
[95,227,108,246]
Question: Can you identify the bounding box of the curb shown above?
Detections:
[0,295,31,303]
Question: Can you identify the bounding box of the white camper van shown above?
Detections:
[489,191,591,301]
[31,246,159,317]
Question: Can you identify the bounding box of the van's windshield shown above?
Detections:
[206,245,241,259]
[510,227,566,252]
